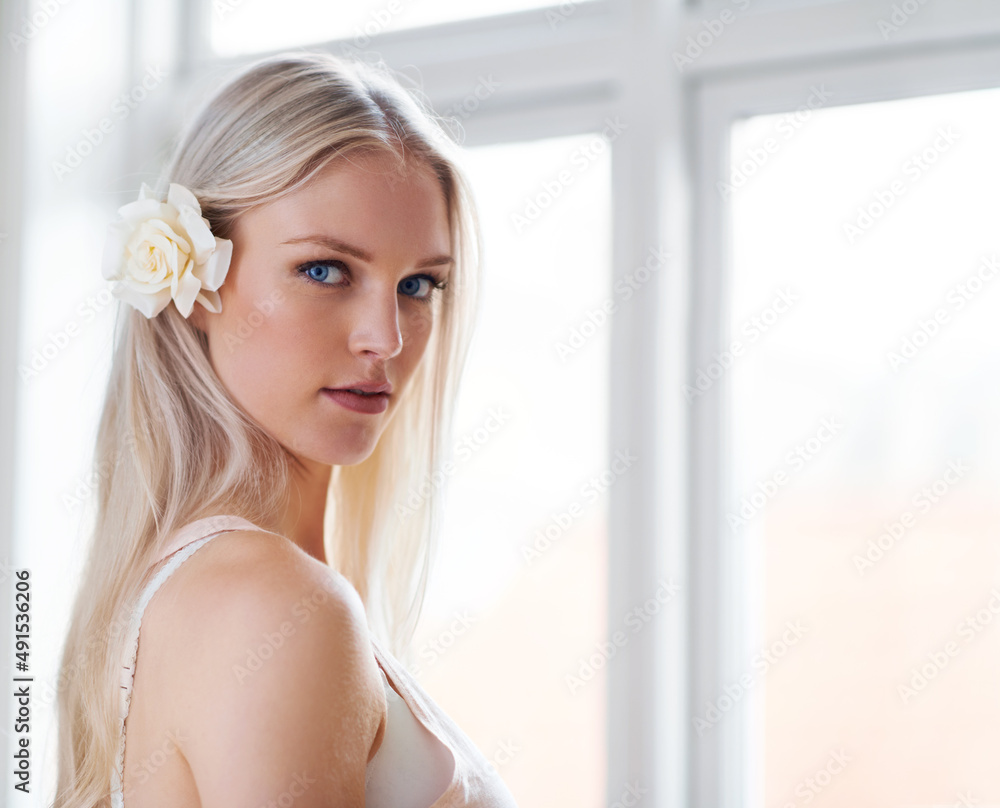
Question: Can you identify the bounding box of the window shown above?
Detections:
[694,19,1000,807]
[728,86,1000,806]
[209,0,598,57]
[409,134,611,806]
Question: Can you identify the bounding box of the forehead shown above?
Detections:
[236,151,451,249]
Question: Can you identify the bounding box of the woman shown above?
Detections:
[52,52,518,807]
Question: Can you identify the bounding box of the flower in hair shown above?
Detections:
[101,182,233,318]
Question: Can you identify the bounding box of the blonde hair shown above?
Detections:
[52,52,481,807]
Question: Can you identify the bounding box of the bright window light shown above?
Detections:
[728,86,1000,805]
[210,0,596,56]
[409,133,611,807]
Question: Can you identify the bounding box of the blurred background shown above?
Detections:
[2,1,1000,806]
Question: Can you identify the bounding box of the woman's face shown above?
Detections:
[193,151,452,472]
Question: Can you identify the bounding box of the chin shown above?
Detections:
[325,438,381,467]
[331,448,377,467]
[284,434,379,470]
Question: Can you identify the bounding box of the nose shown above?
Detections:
[347,283,403,361]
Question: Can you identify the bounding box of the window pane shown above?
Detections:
[210,0,596,57]
[407,134,611,806]
[17,1,134,799]
[728,87,1000,805]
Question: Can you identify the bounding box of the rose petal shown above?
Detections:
[168,252,186,297]
[118,198,163,227]
[102,221,134,281]
[145,219,191,254]
[142,226,189,259]
[195,288,223,314]
[172,262,202,318]
[193,238,233,291]
[167,183,202,216]
[122,274,172,294]
[177,206,215,263]
[114,282,171,318]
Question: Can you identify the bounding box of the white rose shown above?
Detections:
[102,182,233,318]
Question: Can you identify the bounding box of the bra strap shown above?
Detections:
[152,514,272,567]
[112,514,272,804]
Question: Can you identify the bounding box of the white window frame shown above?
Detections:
[688,2,1000,807]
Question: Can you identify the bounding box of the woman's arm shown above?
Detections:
[158,530,385,807]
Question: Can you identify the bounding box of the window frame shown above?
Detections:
[690,8,1000,808]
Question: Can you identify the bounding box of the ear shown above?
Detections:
[188,301,208,334]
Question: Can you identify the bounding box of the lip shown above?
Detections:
[329,380,393,395]
[321,388,390,414]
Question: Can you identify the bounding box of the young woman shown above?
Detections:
[52,52,518,808]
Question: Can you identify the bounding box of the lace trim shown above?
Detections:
[110,532,223,807]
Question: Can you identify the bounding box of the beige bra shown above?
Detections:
[111,515,518,807]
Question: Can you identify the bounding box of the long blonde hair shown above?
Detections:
[52,52,481,807]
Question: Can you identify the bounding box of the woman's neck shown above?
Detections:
[277,459,332,564]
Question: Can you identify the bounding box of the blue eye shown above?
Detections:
[399,274,448,300]
[399,276,431,298]
[298,261,446,300]
[300,261,346,285]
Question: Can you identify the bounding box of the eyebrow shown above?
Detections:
[281,235,454,269]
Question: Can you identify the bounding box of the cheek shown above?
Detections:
[209,296,319,394]
[401,308,435,364]
[407,303,437,342]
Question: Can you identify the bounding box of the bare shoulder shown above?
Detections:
[158,528,367,633]
[140,529,385,807]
